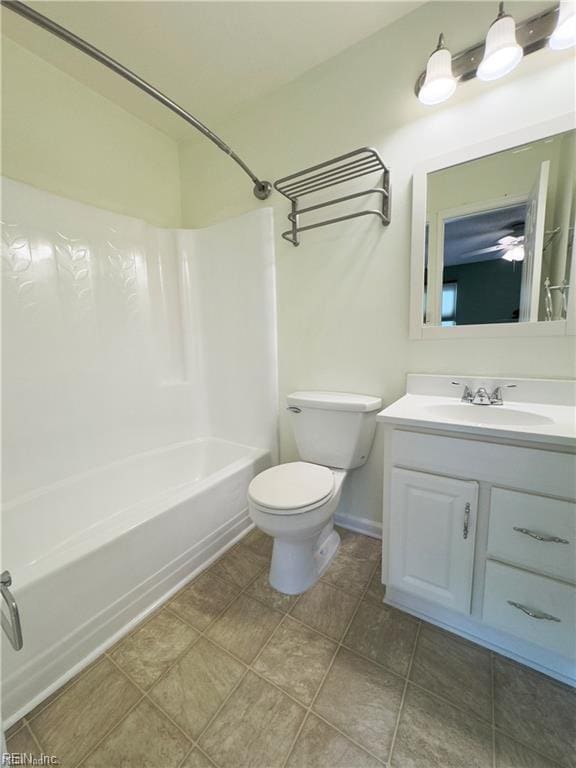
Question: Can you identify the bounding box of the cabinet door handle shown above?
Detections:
[513,527,569,544]
[507,600,561,622]
[463,503,470,539]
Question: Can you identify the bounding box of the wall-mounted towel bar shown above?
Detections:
[274,147,391,246]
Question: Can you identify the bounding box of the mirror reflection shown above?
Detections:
[424,129,575,327]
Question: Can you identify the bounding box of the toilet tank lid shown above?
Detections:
[287,391,382,413]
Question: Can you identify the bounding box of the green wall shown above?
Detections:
[1,37,181,228]
[443,260,523,326]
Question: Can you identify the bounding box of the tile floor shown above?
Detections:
[6,527,576,768]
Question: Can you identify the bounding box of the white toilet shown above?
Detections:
[248,391,382,595]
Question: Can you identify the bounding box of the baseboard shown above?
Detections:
[334,512,382,539]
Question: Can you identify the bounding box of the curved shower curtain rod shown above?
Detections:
[1,0,273,200]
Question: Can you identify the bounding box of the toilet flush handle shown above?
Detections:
[286,406,301,413]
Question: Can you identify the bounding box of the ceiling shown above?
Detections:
[2,1,424,141]
[444,204,527,267]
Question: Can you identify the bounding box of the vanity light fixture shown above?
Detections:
[417,34,457,106]
[415,3,568,105]
[549,1,576,49]
[477,3,523,81]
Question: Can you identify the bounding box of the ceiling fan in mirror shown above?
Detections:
[461,221,526,262]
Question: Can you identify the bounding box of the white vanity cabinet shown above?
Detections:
[378,375,576,686]
[389,469,478,614]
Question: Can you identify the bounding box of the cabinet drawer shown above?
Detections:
[488,489,576,583]
[392,430,576,498]
[483,560,576,659]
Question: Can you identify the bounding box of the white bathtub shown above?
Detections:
[2,438,270,724]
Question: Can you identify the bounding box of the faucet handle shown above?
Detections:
[451,381,473,403]
[490,383,517,405]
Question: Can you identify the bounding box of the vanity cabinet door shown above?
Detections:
[389,468,478,614]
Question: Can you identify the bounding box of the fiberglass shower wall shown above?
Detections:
[1,177,277,501]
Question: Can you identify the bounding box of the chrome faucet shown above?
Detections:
[489,384,517,405]
[452,381,517,406]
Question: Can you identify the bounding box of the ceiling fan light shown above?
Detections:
[502,245,525,262]
[477,5,523,81]
[549,1,576,50]
[418,35,457,106]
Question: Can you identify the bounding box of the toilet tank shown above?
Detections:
[286,391,383,469]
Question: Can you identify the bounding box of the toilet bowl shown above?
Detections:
[248,390,382,595]
[248,462,347,594]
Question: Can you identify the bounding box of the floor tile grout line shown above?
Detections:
[309,711,388,765]
[401,677,494,727]
[71,689,146,768]
[105,652,204,745]
[248,611,292,669]
[108,624,204,693]
[175,742,196,768]
[386,620,422,768]
[492,725,567,768]
[281,556,384,768]
[22,722,45,756]
[191,667,251,758]
[25,655,112,728]
[102,547,269,709]
[5,718,27,741]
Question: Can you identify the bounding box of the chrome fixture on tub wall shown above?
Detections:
[416,2,576,106]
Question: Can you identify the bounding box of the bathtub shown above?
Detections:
[2,438,271,724]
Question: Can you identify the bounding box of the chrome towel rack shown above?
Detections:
[274,147,390,246]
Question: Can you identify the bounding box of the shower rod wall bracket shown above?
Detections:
[2,0,272,201]
[274,147,391,246]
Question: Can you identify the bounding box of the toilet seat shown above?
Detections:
[248,461,334,515]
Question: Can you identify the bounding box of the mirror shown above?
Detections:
[422,129,575,328]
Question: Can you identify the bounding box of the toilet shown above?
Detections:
[248,391,382,595]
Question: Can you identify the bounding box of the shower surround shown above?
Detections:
[1,178,278,722]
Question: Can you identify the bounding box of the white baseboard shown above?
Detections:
[334,513,382,539]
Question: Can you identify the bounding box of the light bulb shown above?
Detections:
[418,34,457,106]
[502,245,525,262]
[477,3,523,81]
[550,1,576,50]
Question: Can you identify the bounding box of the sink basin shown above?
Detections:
[376,375,576,447]
[423,403,555,427]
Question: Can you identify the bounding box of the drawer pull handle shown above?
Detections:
[513,527,569,544]
[507,600,561,623]
[463,503,470,539]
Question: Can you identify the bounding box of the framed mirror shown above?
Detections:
[410,115,576,339]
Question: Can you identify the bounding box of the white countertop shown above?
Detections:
[377,375,576,448]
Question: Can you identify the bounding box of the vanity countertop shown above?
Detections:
[377,375,576,448]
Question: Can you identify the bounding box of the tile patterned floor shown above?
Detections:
[7,527,576,768]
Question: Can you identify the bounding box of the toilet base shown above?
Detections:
[269,523,341,595]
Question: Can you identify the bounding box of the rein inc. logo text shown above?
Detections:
[1,754,59,766]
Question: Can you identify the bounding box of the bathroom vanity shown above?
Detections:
[378,375,576,685]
